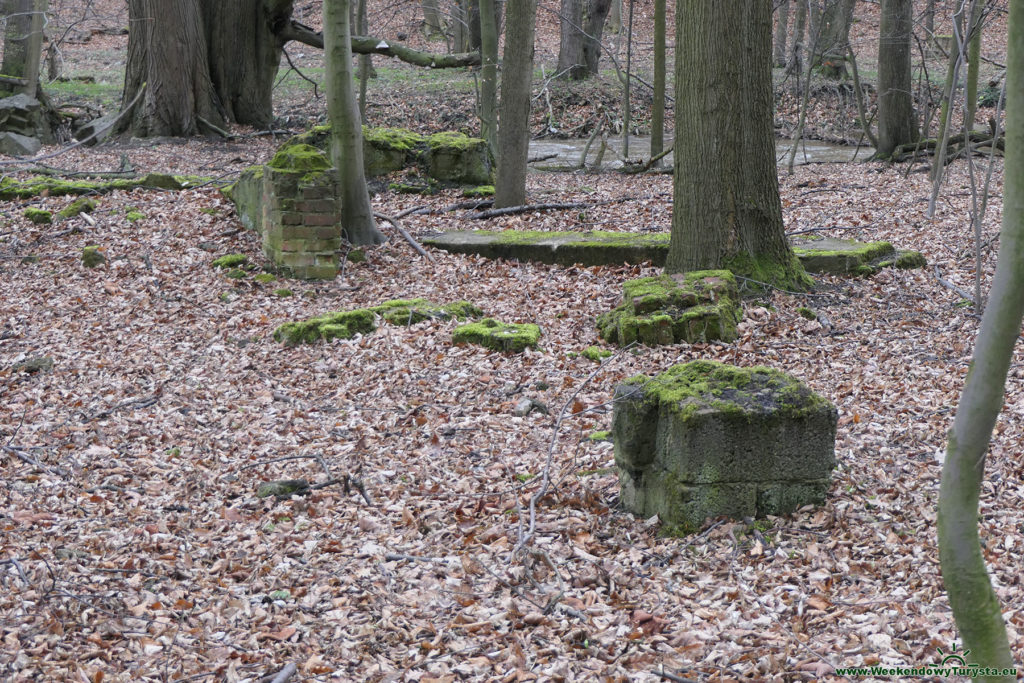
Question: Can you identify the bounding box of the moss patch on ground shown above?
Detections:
[212,254,249,269]
[597,271,742,346]
[0,173,214,200]
[452,318,541,353]
[58,197,98,219]
[81,246,105,268]
[274,299,483,345]
[23,207,51,224]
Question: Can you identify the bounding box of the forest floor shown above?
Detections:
[3,1,1024,682]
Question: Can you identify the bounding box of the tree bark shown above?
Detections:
[1,0,46,97]
[478,0,498,154]
[773,0,790,67]
[649,0,665,162]
[965,0,986,132]
[120,0,225,137]
[937,0,1021,671]
[786,0,806,77]
[495,0,536,208]
[876,0,917,157]
[324,0,384,245]
[421,0,446,39]
[668,0,807,290]
[812,0,855,79]
[557,0,613,79]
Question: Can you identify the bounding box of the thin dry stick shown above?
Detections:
[373,211,434,261]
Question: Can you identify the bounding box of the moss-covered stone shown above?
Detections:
[613,360,837,530]
[268,143,331,175]
[125,210,145,222]
[226,268,247,279]
[253,273,276,283]
[274,299,482,345]
[797,307,817,320]
[212,253,249,269]
[0,174,216,200]
[58,197,97,219]
[346,249,366,263]
[81,245,106,268]
[597,271,742,346]
[23,207,51,224]
[453,318,541,352]
[790,236,926,276]
[894,250,927,269]
[257,479,311,499]
[582,346,613,362]
[274,288,293,297]
[463,185,495,198]
[12,355,53,373]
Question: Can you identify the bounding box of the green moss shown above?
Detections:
[463,185,495,197]
[226,268,247,279]
[622,360,833,423]
[0,174,216,200]
[722,251,814,292]
[346,249,366,263]
[598,271,741,346]
[199,207,219,215]
[254,273,276,283]
[58,197,98,219]
[363,126,426,151]
[212,254,248,269]
[582,346,613,362]
[81,245,105,268]
[267,144,332,180]
[894,250,927,269]
[23,207,51,224]
[389,180,438,195]
[453,318,541,352]
[274,288,293,297]
[125,210,145,222]
[797,307,817,320]
[587,430,611,441]
[274,299,482,345]
[427,130,484,151]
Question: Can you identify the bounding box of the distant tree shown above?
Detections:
[668,0,808,290]
[937,0,1021,673]
[494,0,536,207]
[811,0,855,79]
[876,0,918,157]
[478,0,498,154]
[556,0,612,79]
[773,0,790,67]
[324,0,384,245]
[649,0,666,162]
[1,0,46,98]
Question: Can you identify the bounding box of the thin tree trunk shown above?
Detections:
[421,0,445,39]
[877,0,917,157]
[650,0,665,163]
[669,0,807,290]
[937,0,1021,670]
[925,0,936,36]
[357,0,370,121]
[494,0,536,207]
[478,0,498,154]
[774,0,790,67]
[786,0,807,76]
[324,0,384,245]
[965,0,986,132]
[622,0,632,157]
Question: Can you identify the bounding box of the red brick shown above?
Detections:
[303,214,338,227]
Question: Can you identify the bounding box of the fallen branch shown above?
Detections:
[279,21,481,68]
[373,212,434,262]
[2,444,70,477]
[260,663,297,683]
[933,265,977,306]
[472,201,595,219]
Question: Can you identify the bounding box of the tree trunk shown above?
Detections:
[494,0,536,208]
[965,0,986,132]
[478,0,498,154]
[773,0,790,67]
[120,0,225,137]
[421,0,446,40]
[937,0,1022,671]
[812,0,855,79]
[876,0,917,157]
[924,0,936,36]
[668,0,808,290]
[324,0,384,246]
[786,0,806,77]
[202,0,293,128]
[1,0,46,98]
[557,0,612,79]
[649,0,665,162]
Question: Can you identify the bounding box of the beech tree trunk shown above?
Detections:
[773,0,790,68]
[937,1,1021,672]
[478,0,498,153]
[876,0,917,157]
[556,0,613,79]
[649,0,665,162]
[812,0,856,79]
[668,0,808,290]
[494,0,536,208]
[324,0,384,246]
[1,0,46,97]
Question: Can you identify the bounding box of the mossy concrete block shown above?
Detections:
[425,131,494,185]
[453,318,541,352]
[597,271,741,346]
[23,207,51,224]
[225,165,264,233]
[274,299,482,345]
[212,253,248,269]
[81,245,106,268]
[423,230,928,276]
[612,360,837,531]
[791,236,926,275]
[422,230,670,267]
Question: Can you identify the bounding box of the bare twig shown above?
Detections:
[2,444,70,477]
[373,212,434,261]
